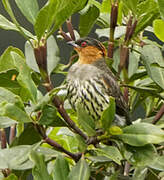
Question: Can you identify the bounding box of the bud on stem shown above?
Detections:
[0,128,7,149]
[108,2,118,59]
[34,38,48,79]
[66,18,75,41]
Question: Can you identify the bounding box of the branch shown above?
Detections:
[35,124,82,162]
[152,104,164,124]
[44,76,88,140]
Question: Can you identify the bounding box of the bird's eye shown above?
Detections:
[81,41,87,47]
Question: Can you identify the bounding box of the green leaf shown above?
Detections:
[39,104,66,127]
[0,87,24,109]
[100,96,115,131]
[153,19,164,42]
[124,144,157,167]
[3,174,18,180]
[11,51,37,102]
[1,1,34,39]
[135,0,159,36]
[53,155,70,180]
[141,45,164,90]
[79,5,100,37]
[101,0,111,13]
[149,155,164,171]
[68,157,90,180]
[15,0,39,24]
[122,0,138,13]
[157,0,164,20]
[0,47,37,102]
[35,0,88,40]
[133,167,148,180]
[11,123,41,146]
[0,47,23,73]
[87,156,112,163]
[25,35,60,75]
[95,26,126,38]
[0,145,34,170]
[0,70,21,93]
[0,116,17,128]
[0,14,18,31]
[30,150,53,180]
[117,123,164,146]
[1,102,32,123]
[77,103,96,136]
[128,51,139,78]
[95,146,123,165]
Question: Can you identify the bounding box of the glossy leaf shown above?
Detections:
[96,26,126,38]
[35,0,88,40]
[0,47,37,102]
[135,1,159,35]
[149,155,164,171]
[11,123,41,146]
[128,51,139,78]
[1,102,32,123]
[79,5,100,37]
[11,52,37,102]
[34,0,58,40]
[124,144,157,166]
[100,96,115,131]
[157,0,164,20]
[101,0,111,13]
[122,0,138,13]
[77,104,96,136]
[133,167,148,180]
[15,0,39,24]
[39,104,66,127]
[0,87,24,109]
[0,14,18,31]
[0,145,34,170]
[68,157,90,180]
[53,155,70,180]
[30,150,53,180]
[0,116,17,128]
[95,146,123,165]
[153,19,164,42]
[117,123,164,146]
[1,0,34,38]
[141,45,164,90]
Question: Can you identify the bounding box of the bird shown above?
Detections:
[66,37,131,126]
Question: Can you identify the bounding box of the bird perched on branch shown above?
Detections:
[66,37,130,126]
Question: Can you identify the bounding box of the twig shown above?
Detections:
[59,27,72,42]
[152,104,164,124]
[35,124,82,162]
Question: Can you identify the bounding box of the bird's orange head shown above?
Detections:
[67,37,107,64]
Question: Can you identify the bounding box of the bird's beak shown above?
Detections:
[67,41,79,48]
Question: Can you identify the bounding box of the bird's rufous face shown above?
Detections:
[67,39,107,64]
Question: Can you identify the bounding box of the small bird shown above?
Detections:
[66,37,130,126]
